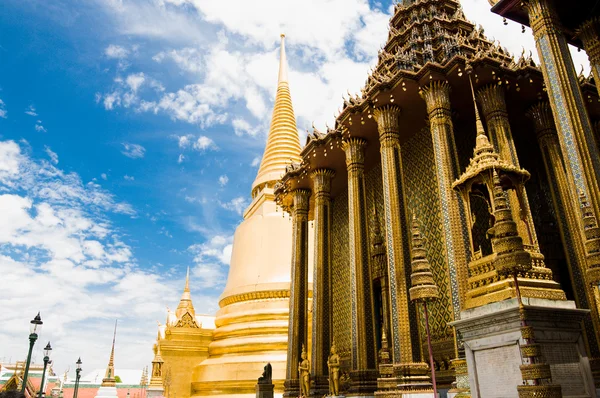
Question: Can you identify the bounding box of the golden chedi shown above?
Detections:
[192,34,312,397]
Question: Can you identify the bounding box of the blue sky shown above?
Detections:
[0,0,591,376]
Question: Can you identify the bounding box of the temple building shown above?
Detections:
[151,0,600,397]
[152,35,312,398]
[274,0,600,397]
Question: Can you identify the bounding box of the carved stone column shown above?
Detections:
[528,101,600,379]
[524,0,600,222]
[284,189,311,398]
[310,169,334,397]
[373,105,430,389]
[420,81,471,313]
[578,18,600,98]
[477,84,541,251]
[341,138,377,394]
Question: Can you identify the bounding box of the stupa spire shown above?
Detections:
[102,320,118,387]
[251,34,302,197]
[176,267,195,319]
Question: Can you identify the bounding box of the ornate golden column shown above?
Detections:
[373,105,430,388]
[284,188,311,398]
[528,101,600,378]
[420,81,471,312]
[341,137,377,393]
[477,84,540,250]
[578,18,600,97]
[524,0,600,222]
[310,169,334,396]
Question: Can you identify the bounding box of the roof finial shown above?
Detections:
[466,65,486,138]
[185,266,190,293]
[278,34,288,85]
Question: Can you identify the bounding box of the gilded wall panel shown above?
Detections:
[402,127,455,354]
[331,189,351,370]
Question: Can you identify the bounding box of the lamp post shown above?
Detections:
[73,358,82,398]
[38,342,52,398]
[21,313,43,393]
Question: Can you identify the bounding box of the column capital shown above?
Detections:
[527,101,556,142]
[419,80,452,114]
[292,189,311,214]
[311,168,335,197]
[476,84,507,118]
[373,105,402,136]
[577,17,600,50]
[342,137,367,167]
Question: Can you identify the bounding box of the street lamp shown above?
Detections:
[21,312,43,393]
[73,358,82,398]
[38,342,52,398]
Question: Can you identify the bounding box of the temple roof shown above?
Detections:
[251,34,302,197]
[175,267,195,320]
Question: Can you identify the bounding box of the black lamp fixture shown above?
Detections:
[21,312,43,393]
[38,342,52,398]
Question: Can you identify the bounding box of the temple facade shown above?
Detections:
[151,0,600,397]
[274,0,600,397]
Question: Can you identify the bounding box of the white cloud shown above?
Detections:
[35,122,47,133]
[251,156,260,167]
[25,105,38,117]
[105,44,129,59]
[0,140,195,374]
[124,175,135,181]
[218,175,228,186]
[44,146,59,164]
[232,118,261,137]
[193,136,215,151]
[220,196,248,215]
[121,143,146,159]
[101,173,108,180]
[126,72,146,92]
[153,48,203,73]
[103,92,121,110]
[188,234,233,288]
[0,99,6,119]
[177,154,185,163]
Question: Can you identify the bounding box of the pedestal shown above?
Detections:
[146,386,165,398]
[94,387,118,398]
[451,298,595,398]
[256,383,274,398]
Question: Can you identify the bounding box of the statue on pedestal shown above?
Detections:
[298,345,310,397]
[327,342,340,396]
[257,363,272,384]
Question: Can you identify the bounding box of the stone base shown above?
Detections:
[256,383,274,398]
[451,298,595,398]
[283,379,300,398]
[310,375,329,397]
[146,386,165,398]
[94,387,118,398]
[349,370,378,395]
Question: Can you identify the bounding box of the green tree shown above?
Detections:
[114,376,122,383]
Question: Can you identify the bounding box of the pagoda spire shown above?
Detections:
[251,34,302,197]
[175,267,195,319]
[102,320,118,387]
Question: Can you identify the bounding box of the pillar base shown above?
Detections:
[310,375,329,397]
[394,363,433,393]
[349,370,378,396]
[590,357,600,388]
[256,383,274,398]
[284,378,300,398]
[451,298,595,398]
[447,358,470,397]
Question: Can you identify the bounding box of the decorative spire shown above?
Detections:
[149,343,164,388]
[251,34,302,197]
[580,192,600,285]
[102,320,118,387]
[490,170,532,276]
[467,66,494,156]
[175,267,195,320]
[409,216,439,302]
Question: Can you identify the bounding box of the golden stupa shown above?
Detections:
[154,34,313,398]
